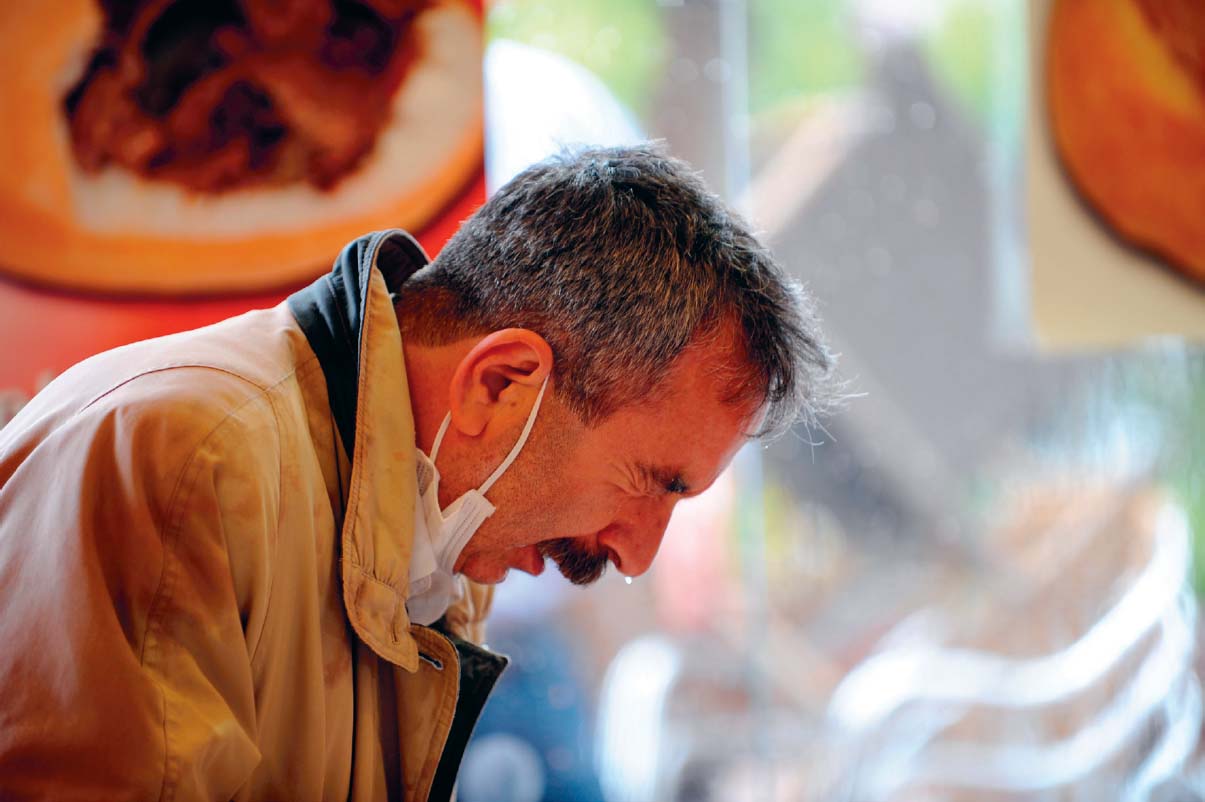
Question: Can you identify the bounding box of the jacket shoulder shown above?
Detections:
[0,324,299,524]
[3,303,311,445]
[86,302,312,397]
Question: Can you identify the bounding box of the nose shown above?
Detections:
[597,497,676,578]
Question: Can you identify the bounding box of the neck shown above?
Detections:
[400,334,474,456]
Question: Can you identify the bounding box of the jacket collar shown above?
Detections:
[288,229,430,672]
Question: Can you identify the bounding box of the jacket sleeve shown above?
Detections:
[0,376,281,801]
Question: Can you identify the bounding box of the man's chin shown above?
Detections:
[458,558,509,586]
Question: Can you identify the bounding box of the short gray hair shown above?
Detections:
[397,143,835,437]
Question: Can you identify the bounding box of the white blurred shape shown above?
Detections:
[827,500,1201,798]
[459,732,546,802]
[484,39,645,194]
[829,503,1191,728]
[596,636,682,802]
[852,0,951,40]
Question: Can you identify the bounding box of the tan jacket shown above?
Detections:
[0,231,502,801]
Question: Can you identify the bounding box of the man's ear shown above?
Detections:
[448,329,553,438]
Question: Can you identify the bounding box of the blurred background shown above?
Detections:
[2,0,1203,799]
[471,0,1205,800]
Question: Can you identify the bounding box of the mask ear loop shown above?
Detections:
[427,375,550,492]
[429,412,453,465]
[479,375,550,496]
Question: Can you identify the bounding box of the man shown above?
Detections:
[0,145,833,801]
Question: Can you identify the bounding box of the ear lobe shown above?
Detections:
[447,329,553,438]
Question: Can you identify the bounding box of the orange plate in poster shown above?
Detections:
[1028,0,1205,349]
[0,0,484,404]
[1046,0,1205,284]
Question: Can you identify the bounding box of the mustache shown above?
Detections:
[537,538,610,586]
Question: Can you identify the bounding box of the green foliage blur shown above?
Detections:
[488,0,667,117]
[923,0,1025,136]
[748,0,863,114]
[488,0,869,120]
[924,1,996,123]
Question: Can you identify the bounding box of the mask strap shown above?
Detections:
[429,412,453,464]
[479,375,550,496]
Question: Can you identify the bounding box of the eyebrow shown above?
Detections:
[636,461,690,496]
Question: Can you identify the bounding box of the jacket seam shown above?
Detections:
[244,366,306,667]
[240,394,281,666]
[135,370,280,665]
[150,416,214,802]
[140,375,293,801]
[80,363,281,414]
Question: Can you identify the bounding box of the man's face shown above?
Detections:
[451,345,756,586]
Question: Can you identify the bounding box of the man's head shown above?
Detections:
[396,144,835,585]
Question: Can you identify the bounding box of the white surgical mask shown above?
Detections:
[406,376,549,625]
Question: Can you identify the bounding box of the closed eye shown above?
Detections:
[635,461,691,498]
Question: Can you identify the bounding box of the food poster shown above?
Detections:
[0,0,484,421]
[1028,0,1205,349]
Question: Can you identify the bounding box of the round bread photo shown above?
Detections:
[1046,0,1205,285]
[0,0,482,294]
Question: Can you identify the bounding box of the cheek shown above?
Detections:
[568,484,629,534]
[523,476,616,539]
[521,440,623,537]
